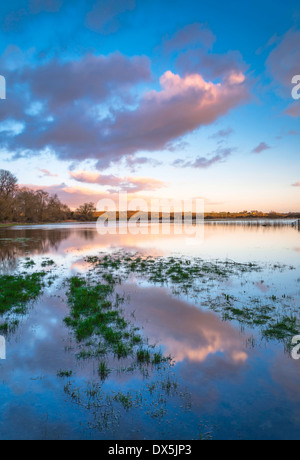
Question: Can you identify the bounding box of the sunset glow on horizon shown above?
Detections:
[0,0,299,212]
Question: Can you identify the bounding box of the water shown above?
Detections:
[0,221,299,440]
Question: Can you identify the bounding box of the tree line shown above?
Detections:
[0,170,96,223]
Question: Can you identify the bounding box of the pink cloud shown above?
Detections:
[88,69,248,167]
[285,103,300,118]
[25,181,165,209]
[70,170,122,187]
[252,142,271,154]
[2,57,249,168]
[70,170,166,193]
[39,168,58,177]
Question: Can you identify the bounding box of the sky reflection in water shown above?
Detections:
[0,222,299,440]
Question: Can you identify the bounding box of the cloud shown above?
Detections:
[163,23,216,54]
[292,182,300,187]
[85,0,135,34]
[39,168,58,177]
[29,0,62,14]
[2,0,62,31]
[252,142,271,154]
[70,170,166,193]
[88,70,248,167]
[284,103,300,118]
[25,182,107,208]
[162,23,247,83]
[25,180,165,208]
[266,28,300,94]
[209,127,234,140]
[70,170,121,187]
[173,147,235,169]
[124,284,248,366]
[177,49,247,82]
[1,55,249,169]
[19,52,152,110]
[125,155,162,172]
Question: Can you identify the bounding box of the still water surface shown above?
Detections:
[0,221,299,440]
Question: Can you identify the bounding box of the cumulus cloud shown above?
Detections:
[1,59,249,168]
[177,49,247,82]
[161,23,247,83]
[252,142,271,154]
[173,147,235,169]
[18,52,152,110]
[0,19,250,169]
[125,284,248,365]
[88,70,248,167]
[69,170,166,193]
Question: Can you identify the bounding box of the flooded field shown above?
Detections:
[0,221,299,440]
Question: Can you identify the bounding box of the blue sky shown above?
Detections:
[0,0,299,211]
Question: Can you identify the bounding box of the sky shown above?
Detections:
[0,0,299,212]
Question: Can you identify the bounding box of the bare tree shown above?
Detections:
[0,170,18,198]
[75,202,96,221]
[0,170,18,221]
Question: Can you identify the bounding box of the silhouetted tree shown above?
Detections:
[75,202,96,221]
[0,170,18,221]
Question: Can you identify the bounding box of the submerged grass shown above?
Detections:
[85,252,299,346]
[65,276,155,364]
[60,250,298,434]
[0,273,45,314]
[0,272,46,334]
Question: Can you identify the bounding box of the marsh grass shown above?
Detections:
[85,252,299,346]
[57,370,73,378]
[0,272,46,335]
[64,276,154,365]
[86,253,262,290]
[41,259,55,267]
[60,250,298,432]
[262,316,299,341]
[98,361,110,380]
[0,273,45,314]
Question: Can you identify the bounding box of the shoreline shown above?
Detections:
[0,217,299,227]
